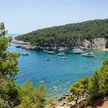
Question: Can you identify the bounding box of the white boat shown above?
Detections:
[72,34,84,54]
[58,47,65,51]
[21,52,29,56]
[57,52,65,56]
[81,52,94,57]
[81,38,95,57]
[73,48,84,54]
[47,51,55,54]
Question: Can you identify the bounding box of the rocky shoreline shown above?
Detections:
[11,39,37,50]
[46,95,108,108]
[13,38,108,52]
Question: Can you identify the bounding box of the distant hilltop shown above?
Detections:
[16,19,108,50]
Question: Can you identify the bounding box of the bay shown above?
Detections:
[7,43,108,97]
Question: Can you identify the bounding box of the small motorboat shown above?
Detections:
[81,52,94,57]
[73,48,84,54]
[57,52,65,56]
[47,51,55,54]
[58,47,65,51]
[16,45,21,48]
[21,52,29,56]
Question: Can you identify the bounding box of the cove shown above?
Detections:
[8,43,108,97]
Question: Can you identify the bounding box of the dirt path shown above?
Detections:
[99,100,108,108]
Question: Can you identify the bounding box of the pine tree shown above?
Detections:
[0,22,20,107]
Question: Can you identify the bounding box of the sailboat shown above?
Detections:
[73,48,84,54]
[81,40,95,57]
[47,50,55,54]
[73,34,84,54]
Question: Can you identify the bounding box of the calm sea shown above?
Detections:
[8,34,108,97]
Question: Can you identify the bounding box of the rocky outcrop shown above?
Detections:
[14,37,107,50]
[82,38,107,50]
[92,38,107,49]
[22,45,37,50]
[82,39,91,49]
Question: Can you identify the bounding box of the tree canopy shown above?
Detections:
[0,22,46,108]
[16,19,108,48]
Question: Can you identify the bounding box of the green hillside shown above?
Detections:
[16,19,108,48]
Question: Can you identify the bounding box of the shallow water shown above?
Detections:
[8,44,108,97]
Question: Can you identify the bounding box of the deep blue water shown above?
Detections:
[8,43,108,97]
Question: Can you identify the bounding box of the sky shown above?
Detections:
[0,0,108,34]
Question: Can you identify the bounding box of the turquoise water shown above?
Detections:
[8,44,108,97]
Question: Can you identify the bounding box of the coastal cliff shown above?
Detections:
[82,38,107,50]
